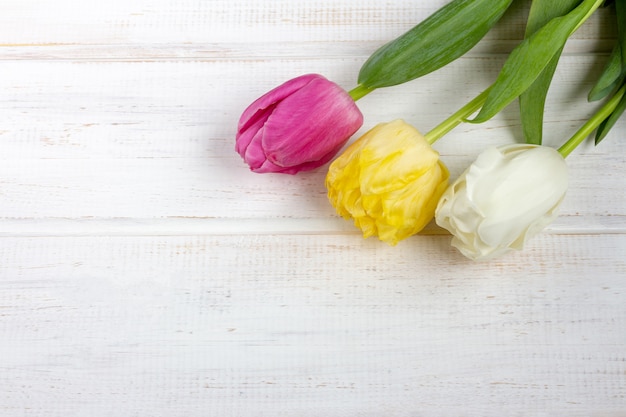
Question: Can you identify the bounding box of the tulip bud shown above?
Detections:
[326,120,449,245]
[235,74,363,174]
[435,144,568,260]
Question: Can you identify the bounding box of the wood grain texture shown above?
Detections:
[1,234,625,416]
[0,0,624,416]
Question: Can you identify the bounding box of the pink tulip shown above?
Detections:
[235,74,363,174]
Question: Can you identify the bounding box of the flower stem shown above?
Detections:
[348,84,376,101]
[557,83,626,158]
[424,87,491,145]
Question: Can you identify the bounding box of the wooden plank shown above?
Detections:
[0,56,623,232]
[0,0,616,48]
[0,234,624,416]
[0,154,624,232]
[0,1,624,415]
[0,56,620,161]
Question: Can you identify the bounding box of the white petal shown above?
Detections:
[435,144,568,261]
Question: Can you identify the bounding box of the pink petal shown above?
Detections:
[237,74,322,133]
[263,78,362,167]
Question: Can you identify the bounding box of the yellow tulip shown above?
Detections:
[326,119,449,245]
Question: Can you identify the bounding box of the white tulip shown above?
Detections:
[435,144,568,261]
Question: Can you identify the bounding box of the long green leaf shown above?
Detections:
[616,0,626,67]
[357,0,513,89]
[469,0,603,124]
[525,0,583,35]
[589,43,625,101]
[596,81,626,144]
[519,0,581,145]
[588,2,626,101]
[594,0,626,143]
[519,55,562,144]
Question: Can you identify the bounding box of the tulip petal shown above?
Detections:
[236,74,363,174]
[471,146,567,248]
[262,77,363,167]
[237,74,320,133]
[326,120,449,245]
[236,75,322,173]
[435,144,568,261]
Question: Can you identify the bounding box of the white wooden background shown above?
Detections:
[1,1,625,416]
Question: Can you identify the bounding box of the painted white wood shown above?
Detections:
[0,57,623,230]
[0,0,624,416]
[0,234,625,416]
[0,0,616,46]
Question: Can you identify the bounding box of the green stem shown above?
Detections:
[558,83,626,158]
[348,84,376,101]
[424,87,491,144]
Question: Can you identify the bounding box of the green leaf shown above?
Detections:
[589,0,626,101]
[469,0,603,124]
[519,55,562,145]
[595,82,626,144]
[357,0,513,89]
[557,83,626,157]
[616,0,626,67]
[589,43,625,101]
[524,0,583,35]
[519,0,581,145]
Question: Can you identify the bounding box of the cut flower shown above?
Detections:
[326,120,449,245]
[236,74,363,174]
[435,144,568,260]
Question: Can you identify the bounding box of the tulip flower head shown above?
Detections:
[235,74,363,174]
[326,120,450,245]
[435,144,568,261]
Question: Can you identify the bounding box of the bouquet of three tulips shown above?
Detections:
[235,0,624,261]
